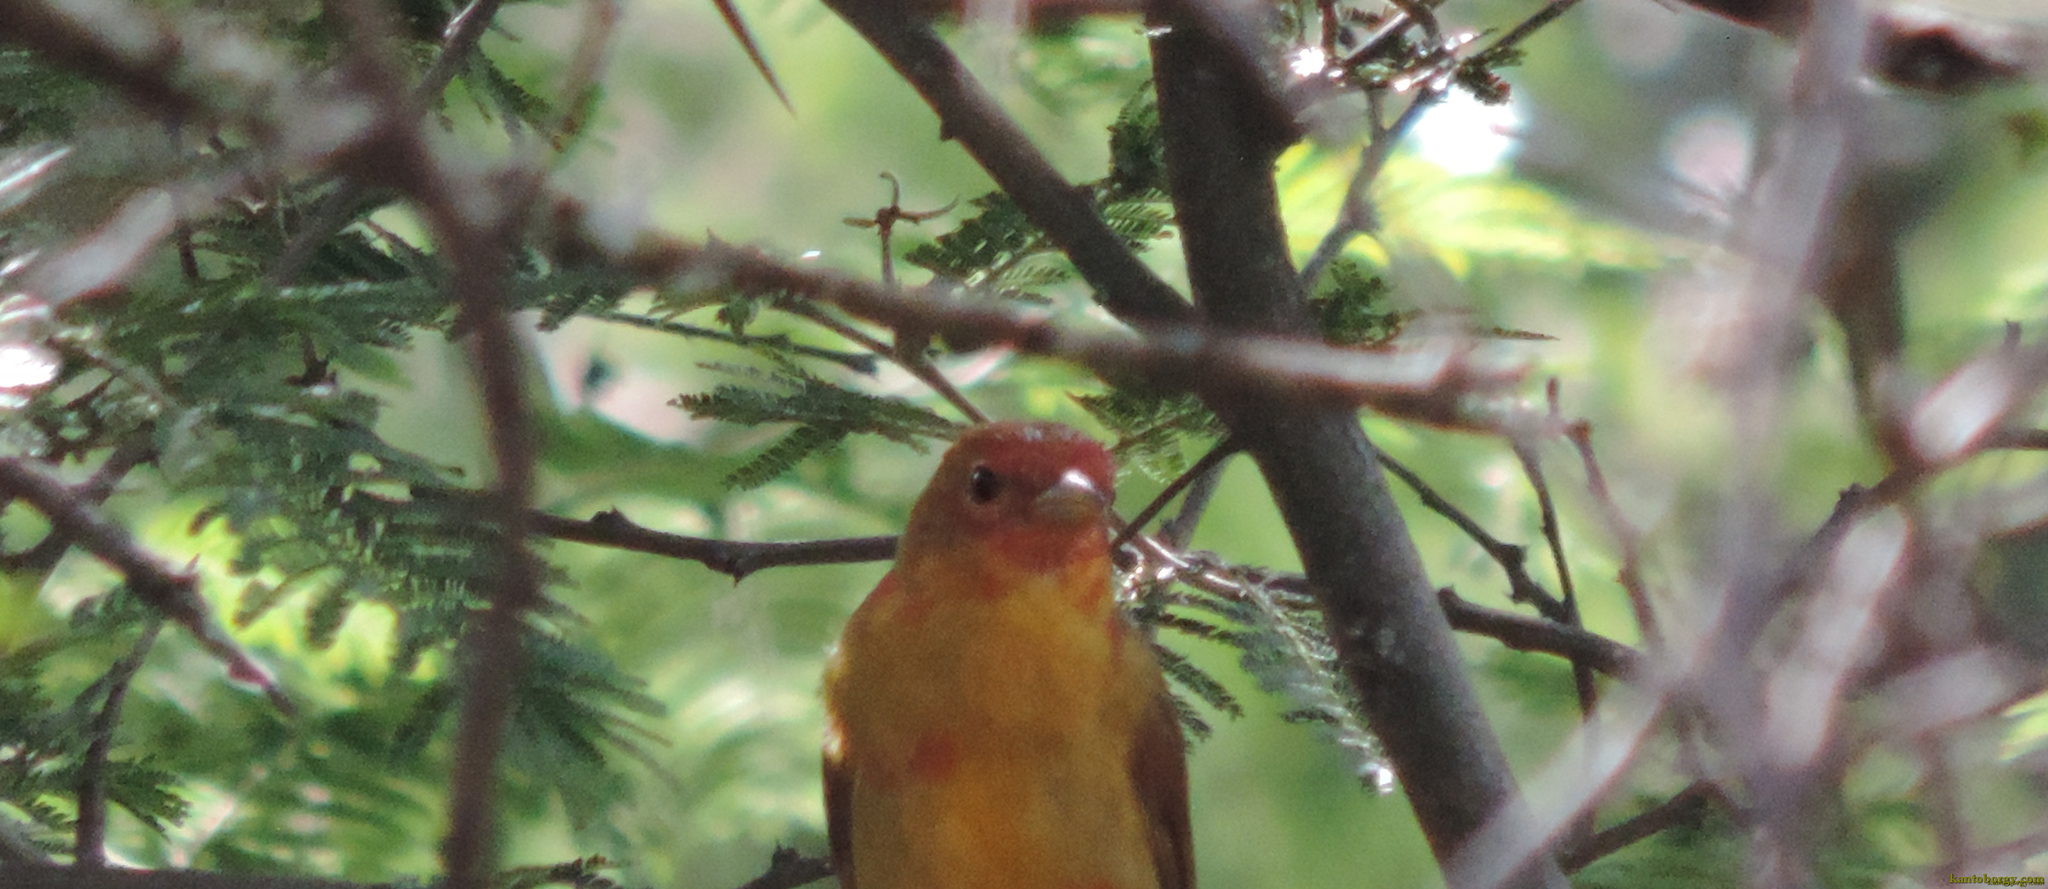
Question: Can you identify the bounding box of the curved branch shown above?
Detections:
[1377,452,1568,621]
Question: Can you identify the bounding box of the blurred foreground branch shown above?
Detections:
[543,207,1528,428]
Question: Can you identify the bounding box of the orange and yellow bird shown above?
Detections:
[822,421,1193,889]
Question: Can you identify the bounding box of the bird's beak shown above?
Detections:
[1033,468,1108,524]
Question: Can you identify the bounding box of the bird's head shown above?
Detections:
[903,421,1116,573]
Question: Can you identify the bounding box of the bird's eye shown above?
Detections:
[967,466,1002,504]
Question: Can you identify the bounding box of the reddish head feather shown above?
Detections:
[901,422,1116,573]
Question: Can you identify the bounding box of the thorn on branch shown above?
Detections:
[711,0,793,113]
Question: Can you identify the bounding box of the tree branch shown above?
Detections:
[534,508,1642,677]
[1563,418,1664,651]
[1144,1,1564,883]
[1109,438,1242,553]
[815,0,1192,327]
[531,509,897,581]
[267,0,511,285]
[776,301,988,424]
[2,439,155,572]
[0,0,373,178]
[313,6,542,886]
[589,309,880,373]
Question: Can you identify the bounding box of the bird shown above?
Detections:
[822,420,1193,889]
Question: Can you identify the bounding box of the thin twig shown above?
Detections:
[74,618,164,867]
[1512,433,1597,854]
[590,309,879,373]
[1511,437,1596,714]
[543,0,620,150]
[1376,451,1570,621]
[847,172,953,290]
[415,0,510,105]
[1476,0,1588,61]
[265,0,511,286]
[1437,588,1645,681]
[1158,448,1232,549]
[1563,419,1663,651]
[1299,82,1444,288]
[1109,438,1243,553]
[530,509,897,581]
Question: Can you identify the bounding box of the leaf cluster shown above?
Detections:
[0,19,668,871]
[1308,256,1405,347]
[0,599,187,853]
[676,361,963,490]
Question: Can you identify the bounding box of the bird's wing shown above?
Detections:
[824,732,857,889]
[1133,679,1194,889]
